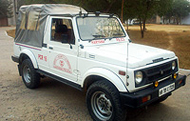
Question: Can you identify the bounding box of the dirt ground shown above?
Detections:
[0,27,190,121]
[0,27,91,121]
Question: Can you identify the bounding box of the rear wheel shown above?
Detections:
[86,81,126,121]
[21,59,40,89]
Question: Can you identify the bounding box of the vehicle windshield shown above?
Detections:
[77,17,126,41]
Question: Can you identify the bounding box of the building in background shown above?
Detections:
[151,15,190,25]
[8,0,18,26]
[181,13,190,25]
[0,18,8,26]
[0,0,17,26]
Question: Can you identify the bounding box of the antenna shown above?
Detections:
[126,41,129,86]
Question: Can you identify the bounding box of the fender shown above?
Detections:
[82,68,128,92]
[20,49,38,69]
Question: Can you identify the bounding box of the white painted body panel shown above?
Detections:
[13,15,178,93]
[78,41,176,92]
[83,42,175,69]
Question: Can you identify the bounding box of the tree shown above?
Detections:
[23,0,56,4]
[18,0,176,38]
[121,0,125,23]
[161,0,190,24]
[124,0,156,38]
[124,0,173,38]
[172,0,190,24]
[80,0,119,13]
[0,0,13,19]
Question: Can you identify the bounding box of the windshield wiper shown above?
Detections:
[88,34,106,42]
[92,34,106,38]
[113,33,124,36]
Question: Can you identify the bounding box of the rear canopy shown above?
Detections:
[15,4,86,47]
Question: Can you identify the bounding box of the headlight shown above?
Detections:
[135,71,143,84]
[172,61,176,70]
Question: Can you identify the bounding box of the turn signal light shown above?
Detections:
[142,95,151,103]
[119,70,126,76]
[173,73,178,79]
[154,81,159,88]
[178,80,183,85]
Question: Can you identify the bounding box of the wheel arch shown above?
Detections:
[82,68,128,92]
[19,49,38,69]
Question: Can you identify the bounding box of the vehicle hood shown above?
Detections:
[84,43,175,69]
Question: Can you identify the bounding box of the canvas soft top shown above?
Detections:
[15,4,86,47]
[19,4,86,15]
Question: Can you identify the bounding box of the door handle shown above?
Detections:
[49,46,53,50]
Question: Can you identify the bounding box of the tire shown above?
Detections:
[21,59,40,89]
[86,81,125,121]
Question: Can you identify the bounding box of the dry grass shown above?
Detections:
[7,29,15,38]
[127,24,190,32]
[170,32,190,69]
[6,24,190,69]
[128,30,170,50]
[127,24,190,69]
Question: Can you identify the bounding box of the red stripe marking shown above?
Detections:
[15,43,41,51]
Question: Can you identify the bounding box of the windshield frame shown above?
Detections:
[76,15,127,41]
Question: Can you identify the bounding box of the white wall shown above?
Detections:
[181,13,190,25]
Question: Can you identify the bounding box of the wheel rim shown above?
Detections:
[91,91,113,120]
[23,65,31,83]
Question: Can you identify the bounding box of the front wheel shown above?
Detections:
[86,81,126,121]
[21,59,40,89]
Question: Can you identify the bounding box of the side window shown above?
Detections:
[20,12,26,29]
[27,10,40,30]
[51,18,75,44]
[20,9,41,30]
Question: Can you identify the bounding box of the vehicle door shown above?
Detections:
[47,17,78,82]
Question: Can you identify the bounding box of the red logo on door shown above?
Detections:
[53,54,72,74]
[59,60,64,67]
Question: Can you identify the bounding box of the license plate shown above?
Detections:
[159,83,175,97]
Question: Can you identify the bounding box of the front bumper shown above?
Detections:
[11,56,19,63]
[120,74,186,108]
[11,56,21,76]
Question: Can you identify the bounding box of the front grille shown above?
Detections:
[135,60,178,87]
[146,62,172,83]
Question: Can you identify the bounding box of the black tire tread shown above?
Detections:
[86,80,125,121]
[21,59,40,89]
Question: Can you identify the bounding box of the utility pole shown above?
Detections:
[13,0,18,25]
[14,0,16,23]
[121,0,124,23]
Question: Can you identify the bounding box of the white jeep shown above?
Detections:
[12,4,186,121]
